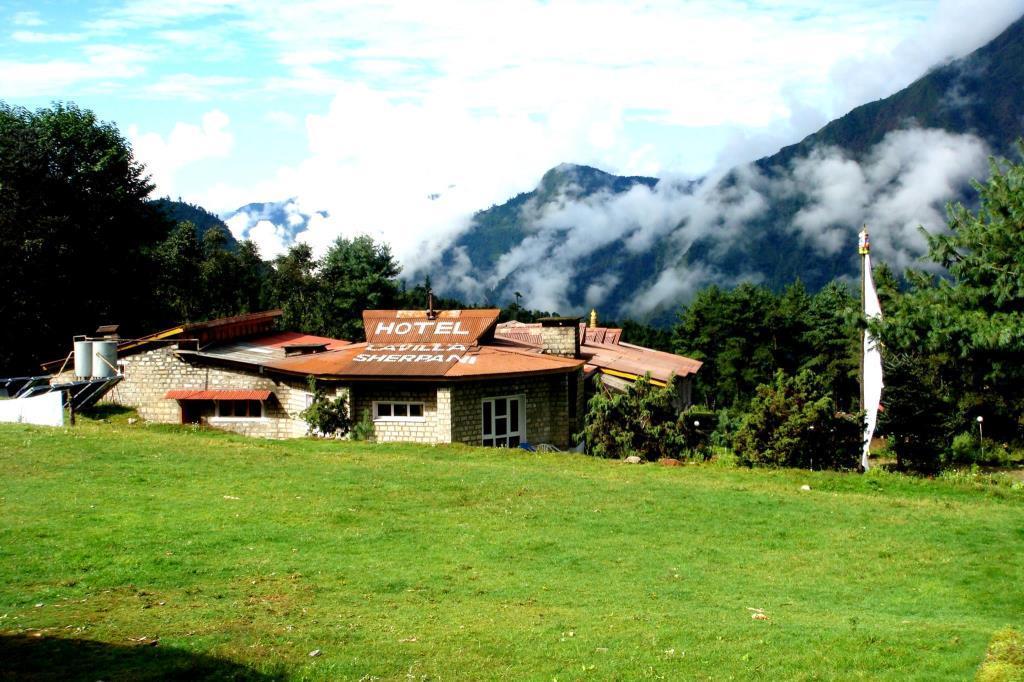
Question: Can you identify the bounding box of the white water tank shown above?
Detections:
[92,340,118,378]
[73,340,93,378]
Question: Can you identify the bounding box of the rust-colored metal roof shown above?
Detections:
[493,325,543,346]
[264,339,582,381]
[164,389,272,400]
[245,331,350,351]
[130,310,284,350]
[495,322,623,346]
[494,321,701,383]
[582,326,622,345]
[177,331,350,369]
[41,310,289,372]
[363,309,500,345]
[580,341,702,383]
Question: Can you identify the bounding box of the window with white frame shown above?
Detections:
[482,395,524,447]
[373,401,425,421]
[215,399,264,419]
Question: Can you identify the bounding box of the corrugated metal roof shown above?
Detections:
[493,321,701,383]
[263,340,582,381]
[583,326,622,345]
[239,331,350,351]
[580,341,702,383]
[178,331,350,367]
[444,345,583,379]
[165,389,271,400]
[42,310,295,372]
[132,310,285,351]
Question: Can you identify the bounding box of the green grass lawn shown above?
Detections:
[0,418,1022,680]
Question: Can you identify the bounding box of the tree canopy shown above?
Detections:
[0,102,170,372]
[672,280,858,411]
[877,142,1024,468]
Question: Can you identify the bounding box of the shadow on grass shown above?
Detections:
[76,404,137,424]
[0,634,286,681]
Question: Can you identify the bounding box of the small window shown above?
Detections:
[372,401,426,421]
[216,399,263,419]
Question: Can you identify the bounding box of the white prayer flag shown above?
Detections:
[861,235,883,470]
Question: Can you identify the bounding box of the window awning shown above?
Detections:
[164,389,272,401]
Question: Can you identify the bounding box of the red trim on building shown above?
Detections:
[164,389,272,401]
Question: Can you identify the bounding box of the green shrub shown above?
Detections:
[710,407,742,449]
[350,408,376,442]
[733,370,862,470]
[948,431,981,464]
[578,376,705,461]
[300,377,351,437]
[946,432,1016,467]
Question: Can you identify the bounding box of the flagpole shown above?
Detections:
[860,227,866,416]
[858,226,870,470]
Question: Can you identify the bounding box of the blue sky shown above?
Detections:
[2,0,1022,264]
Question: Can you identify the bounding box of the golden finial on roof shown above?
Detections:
[858,225,870,255]
[590,308,598,328]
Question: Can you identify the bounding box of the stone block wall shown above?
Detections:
[57,344,346,439]
[349,383,446,444]
[539,326,579,357]
[450,371,582,448]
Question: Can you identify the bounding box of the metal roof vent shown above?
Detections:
[283,343,329,357]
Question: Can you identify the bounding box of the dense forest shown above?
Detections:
[2,101,1023,473]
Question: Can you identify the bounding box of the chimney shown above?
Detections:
[538,317,580,358]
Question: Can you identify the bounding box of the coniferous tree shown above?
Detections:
[878,142,1024,465]
[266,243,319,333]
[154,221,204,323]
[314,235,401,340]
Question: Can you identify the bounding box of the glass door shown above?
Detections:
[482,395,523,447]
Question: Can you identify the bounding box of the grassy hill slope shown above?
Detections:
[1,420,1021,680]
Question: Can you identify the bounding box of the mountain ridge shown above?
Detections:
[426,12,1024,319]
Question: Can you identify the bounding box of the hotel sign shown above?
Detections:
[354,343,478,365]
[356,311,501,368]
[371,320,471,337]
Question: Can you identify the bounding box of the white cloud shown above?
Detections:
[11,31,83,43]
[143,74,249,100]
[264,110,299,130]
[187,2,1021,268]
[424,127,991,316]
[790,129,990,270]
[84,0,242,32]
[197,83,621,269]
[12,11,45,27]
[246,220,291,259]
[129,110,235,197]
[0,45,150,97]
